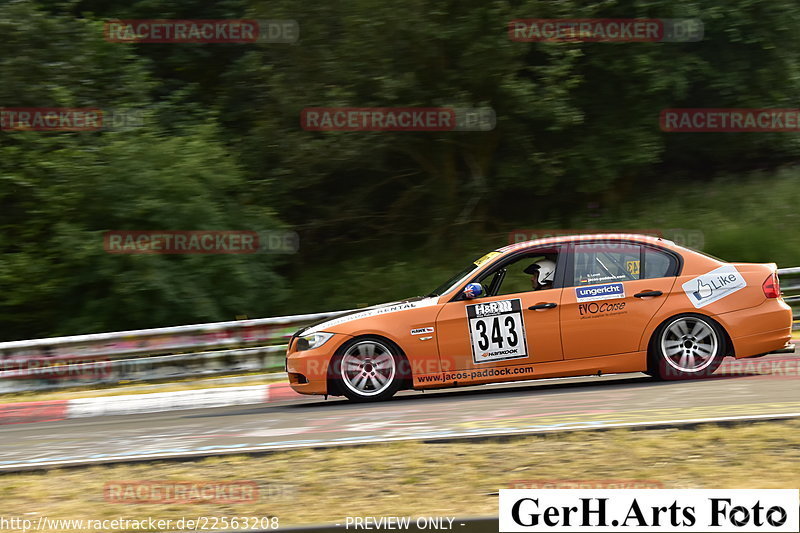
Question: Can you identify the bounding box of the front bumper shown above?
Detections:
[285,334,351,395]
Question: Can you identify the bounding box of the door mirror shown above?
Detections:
[462,282,484,299]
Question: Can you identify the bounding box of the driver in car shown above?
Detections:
[524,259,556,291]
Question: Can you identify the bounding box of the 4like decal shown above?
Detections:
[682,265,746,308]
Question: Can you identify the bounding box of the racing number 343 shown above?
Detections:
[474,316,518,350]
[466,299,528,363]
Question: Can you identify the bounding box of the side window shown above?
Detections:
[492,258,537,295]
[644,247,678,279]
[573,243,640,286]
[477,250,560,296]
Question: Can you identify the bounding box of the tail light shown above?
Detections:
[762,272,781,299]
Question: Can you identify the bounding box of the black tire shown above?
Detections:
[329,336,406,402]
[651,314,725,380]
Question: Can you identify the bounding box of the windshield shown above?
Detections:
[427,265,478,297]
[427,251,502,296]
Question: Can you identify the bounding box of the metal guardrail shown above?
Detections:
[0,346,287,393]
[0,268,798,394]
[0,310,351,393]
[780,268,800,316]
[0,310,345,359]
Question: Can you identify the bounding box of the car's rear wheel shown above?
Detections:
[331,337,404,402]
[653,314,724,380]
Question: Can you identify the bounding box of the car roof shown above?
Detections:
[498,233,677,254]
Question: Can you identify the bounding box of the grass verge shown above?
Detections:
[1,419,798,531]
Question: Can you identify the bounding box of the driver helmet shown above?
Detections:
[524,259,556,285]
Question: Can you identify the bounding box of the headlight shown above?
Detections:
[295,332,334,351]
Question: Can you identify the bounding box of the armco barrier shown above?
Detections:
[0,310,346,360]
[780,267,800,319]
[0,310,352,393]
[0,346,287,393]
[0,268,797,393]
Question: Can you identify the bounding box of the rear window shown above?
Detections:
[573,242,679,285]
[644,247,677,278]
[573,243,640,285]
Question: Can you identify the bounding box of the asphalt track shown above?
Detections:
[0,353,797,471]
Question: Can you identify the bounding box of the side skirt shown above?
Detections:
[412,351,648,390]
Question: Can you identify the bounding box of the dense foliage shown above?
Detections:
[2,0,799,340]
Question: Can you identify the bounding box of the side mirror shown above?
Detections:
[462,282,484,299]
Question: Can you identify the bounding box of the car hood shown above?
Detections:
[296,296,439,336]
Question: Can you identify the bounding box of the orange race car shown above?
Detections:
[286,234,793,401]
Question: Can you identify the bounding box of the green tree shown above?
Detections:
[0,1,286,340]
[218,0,800,250]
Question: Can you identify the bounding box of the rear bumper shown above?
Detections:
[716,299,793,358]
[731,328,793,359]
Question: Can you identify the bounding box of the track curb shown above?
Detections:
[0,381,298,426]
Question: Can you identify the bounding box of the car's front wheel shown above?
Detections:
[331,336,405,402]
[653,314,725,380]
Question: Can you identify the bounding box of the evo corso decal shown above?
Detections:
[578,301,627,317]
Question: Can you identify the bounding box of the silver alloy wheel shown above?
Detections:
[340,340,396,397]
[660,316,719,373]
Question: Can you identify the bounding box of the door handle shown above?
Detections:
[634,290,663,298]
[528,303,557,310]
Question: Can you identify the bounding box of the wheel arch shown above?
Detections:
[646,312,733,375]
[326,334,412,397]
